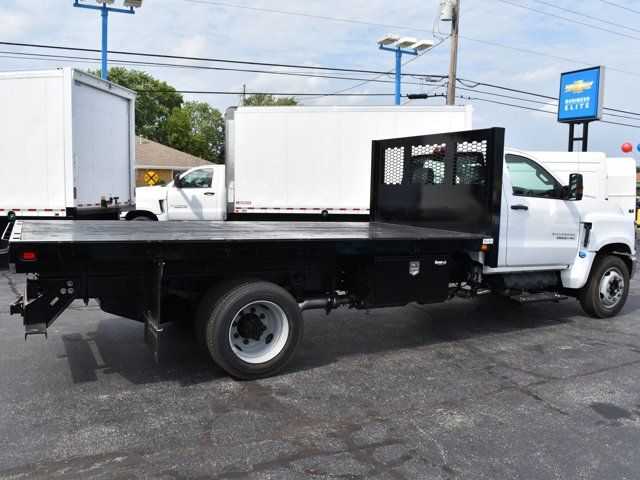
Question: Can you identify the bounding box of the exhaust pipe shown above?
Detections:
[298,294,352,311]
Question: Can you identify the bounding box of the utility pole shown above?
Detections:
[241,84,246,106]
[445,0,460,105]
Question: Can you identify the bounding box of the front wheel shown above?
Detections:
[579,255,630,318]
[201,281,303,380]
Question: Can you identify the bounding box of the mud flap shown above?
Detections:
[142,259,175,362]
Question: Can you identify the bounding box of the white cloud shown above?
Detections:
[0,0,638,156]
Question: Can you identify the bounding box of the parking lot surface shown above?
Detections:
[0,266,639,479]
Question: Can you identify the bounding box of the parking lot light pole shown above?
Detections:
[377,35,435,105]
[72,1,142,80]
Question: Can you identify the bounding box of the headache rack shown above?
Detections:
[370,127,504,267]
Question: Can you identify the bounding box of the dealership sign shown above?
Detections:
[557,66,605,123]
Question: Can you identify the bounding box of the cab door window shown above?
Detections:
[505,154,561,199]
[180,169,213,188]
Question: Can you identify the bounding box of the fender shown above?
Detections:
[561,213,636,289]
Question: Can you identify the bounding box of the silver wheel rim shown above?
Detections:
[598,267,625,309]
[228,301,289,364]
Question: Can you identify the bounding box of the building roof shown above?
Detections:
[135,136,212,169]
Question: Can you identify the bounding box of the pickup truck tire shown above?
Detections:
[201,281,303,380]
[579,255,630,318]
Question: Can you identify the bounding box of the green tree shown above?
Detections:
[182,101,225,162]
[243,93,298,106]
[89,67,183,143]
[165,107,209,161]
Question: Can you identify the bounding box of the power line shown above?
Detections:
[0,50,430,87]
[307,36,450,101]
[2,41,639,119]
[496,0,640,41]
[594,0,640,15]
[3,36,640,83]
[185,0,436,34]
[454,78,640,118]
[0,41,396,76]
[183,0,640,78]
[457,34,640,78]
[531,0,640,33]
[457,94,640,129]
[137,90,399,97]
[456,87,640,122]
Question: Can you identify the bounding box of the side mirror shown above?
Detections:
[173,174,182,189]
[566,173,583,201]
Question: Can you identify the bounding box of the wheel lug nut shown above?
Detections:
[243,339,249,345]
[234,333,239,339]
[260,314,265,319]
[250,307,256,313]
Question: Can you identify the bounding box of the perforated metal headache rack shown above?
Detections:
[371,127,504,267]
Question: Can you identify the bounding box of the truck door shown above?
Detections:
[166,167,221,220]
[504,154,580,267]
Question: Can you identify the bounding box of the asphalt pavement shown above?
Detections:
[0,266,639,479]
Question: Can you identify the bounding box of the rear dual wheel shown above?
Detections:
[197,281,303,380]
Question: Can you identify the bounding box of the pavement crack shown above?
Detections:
[1,269,21,301]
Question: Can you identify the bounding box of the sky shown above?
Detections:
[1,0,639,160]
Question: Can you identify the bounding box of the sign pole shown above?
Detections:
[568,123,575,152]
[582,122,589,152]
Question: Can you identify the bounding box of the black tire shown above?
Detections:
[201,281,303,380]
[579,255,630,318]
[131,215,153,221]
[194,277,258,352]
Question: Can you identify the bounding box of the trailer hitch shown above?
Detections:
[10,277,79,338]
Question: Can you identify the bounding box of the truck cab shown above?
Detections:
[492,148,635,273]
[129,164,227,221]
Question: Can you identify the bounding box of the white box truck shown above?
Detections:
[131,105,473,220]
[0,68,136,239]
[532,152,637,220]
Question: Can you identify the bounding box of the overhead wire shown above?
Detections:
[1,41,639,119]
[457,94,640,129]
[594,0,640,15]
[455,86,640,121]
[496,0,640,41]
[181,0,640,77]
[530,0,640,33]
[0,50,429,87]
[304,37,449,101]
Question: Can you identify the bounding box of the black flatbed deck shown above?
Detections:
[9,220,489,273]
[10,220,487,244]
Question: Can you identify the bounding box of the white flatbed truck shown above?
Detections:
[8,128,636,379]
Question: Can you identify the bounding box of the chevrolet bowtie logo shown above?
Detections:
[564,79,594,94]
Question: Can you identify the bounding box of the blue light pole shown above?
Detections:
[378,43,418,105]
[378,35,434,105]
[73,1,137,80]
[379,44,418,105]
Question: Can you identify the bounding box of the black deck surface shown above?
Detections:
[11,220,486,244]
